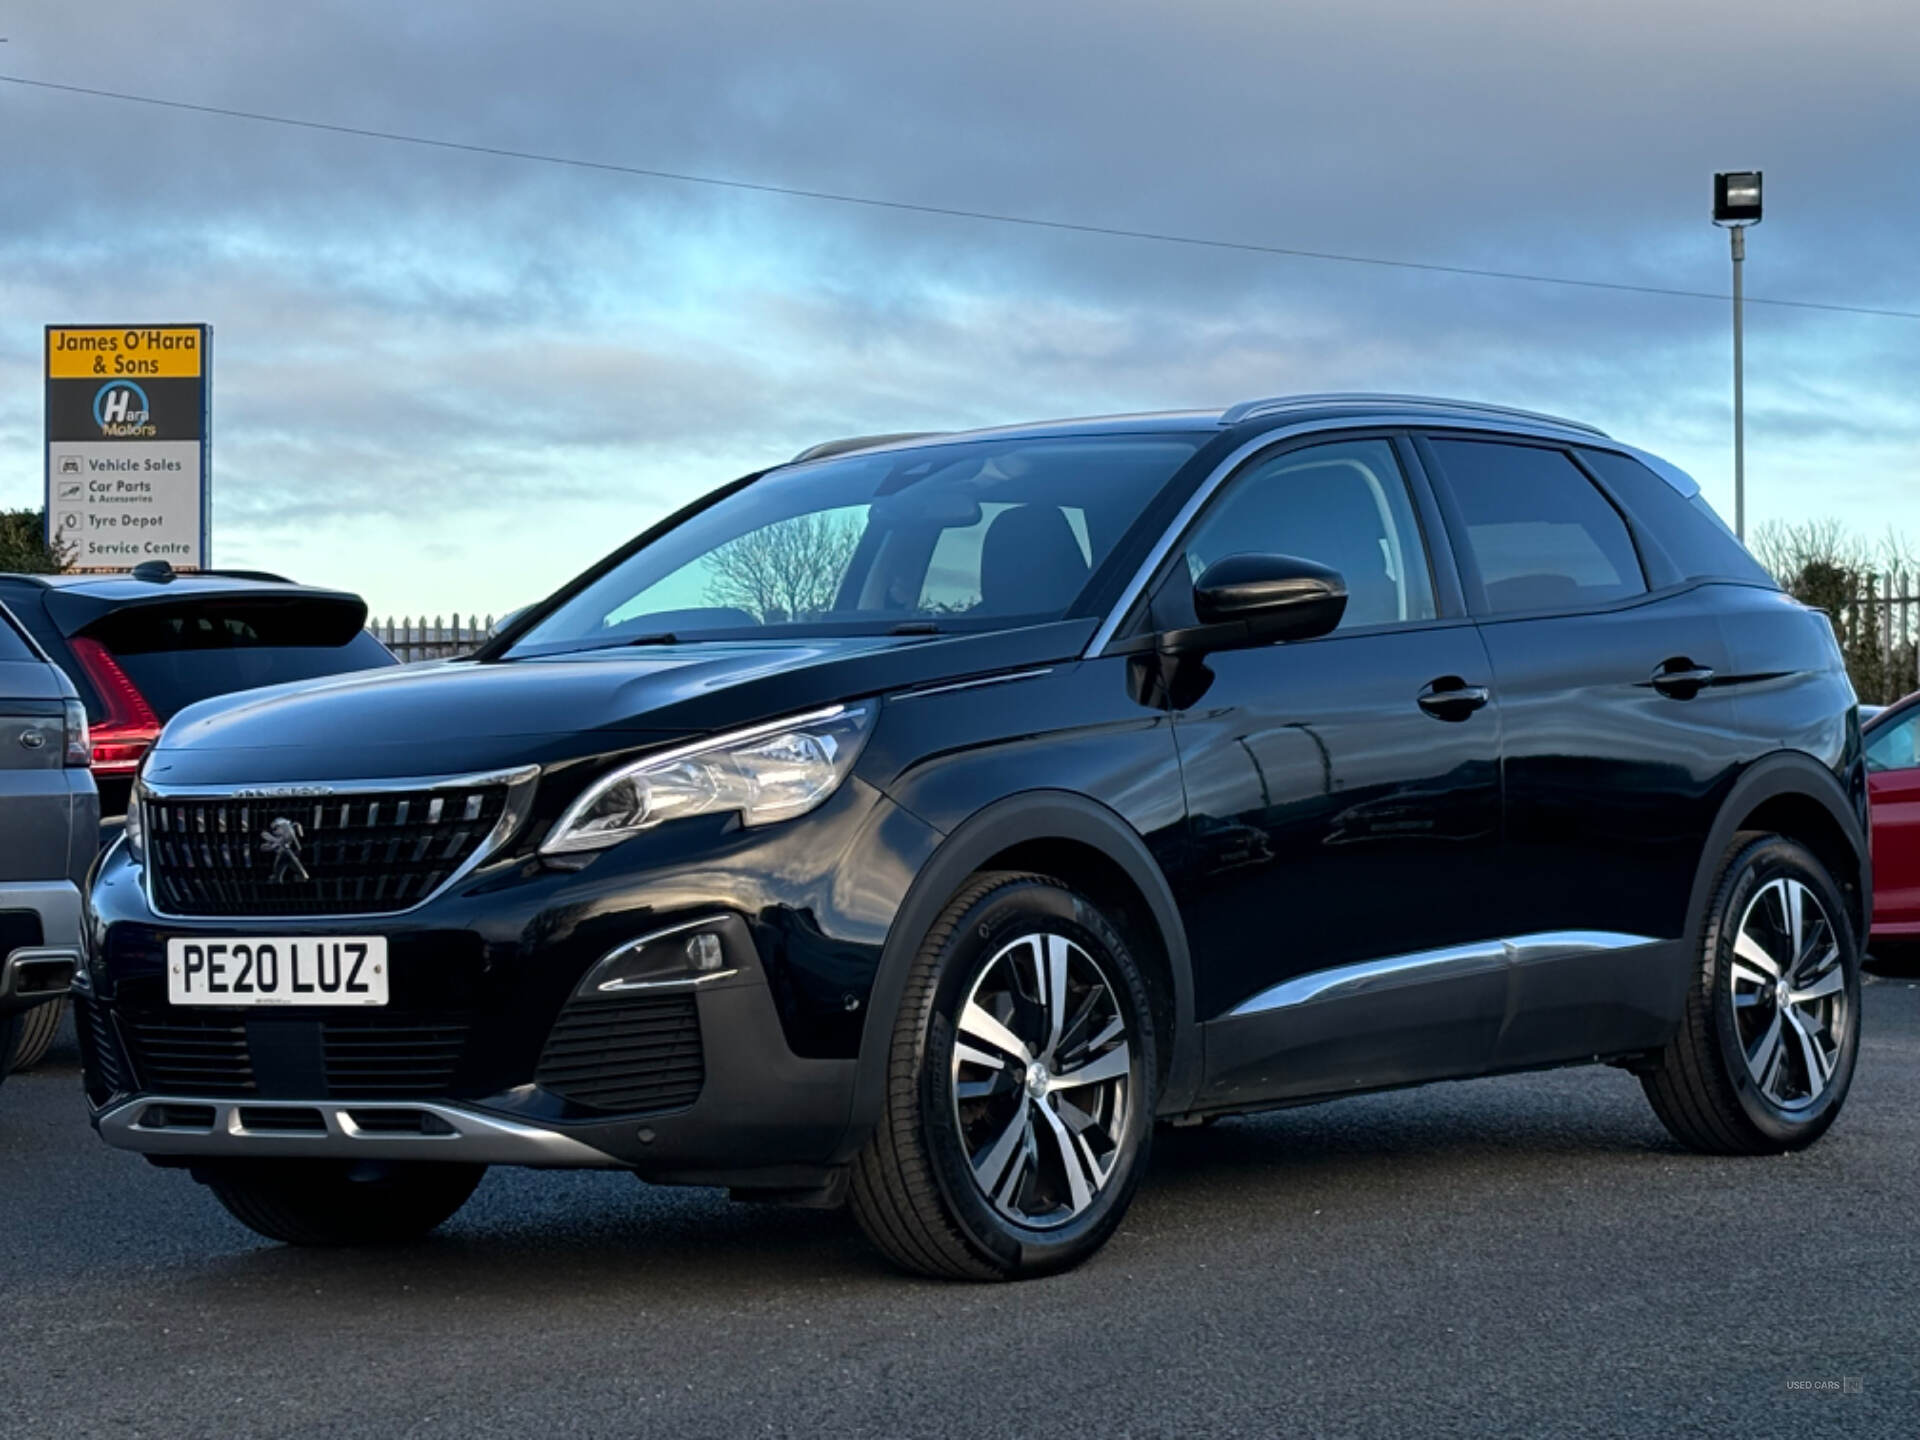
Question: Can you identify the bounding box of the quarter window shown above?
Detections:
[1429,439,1647,615]
[1866,713,1920,774]
[1178,438,1437,631]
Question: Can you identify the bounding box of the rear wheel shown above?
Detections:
[5,997,65,1073]
[200,1160,486,1246]
[849,871,1157,1280]
[1641,834,1861,1154]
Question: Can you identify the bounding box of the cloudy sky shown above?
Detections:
[4,0,1918,616]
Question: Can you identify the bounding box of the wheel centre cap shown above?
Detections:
[1025,1060,1051,1100]
[1775,979,1792,1009]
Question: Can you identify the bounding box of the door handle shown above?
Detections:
[1651,659,1716,700]
[1417,677,1490,721]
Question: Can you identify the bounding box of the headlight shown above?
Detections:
[541,702,877,856]
[124,785,146,864]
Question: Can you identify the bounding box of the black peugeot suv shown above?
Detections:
[79,395,1868,1280]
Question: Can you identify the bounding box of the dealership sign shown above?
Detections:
[45,325,210,571]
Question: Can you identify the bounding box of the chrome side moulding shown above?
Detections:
[96,1097,626,1168]
[1227,931,1657,1018]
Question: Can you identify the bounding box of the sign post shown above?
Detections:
[44,324,211,571]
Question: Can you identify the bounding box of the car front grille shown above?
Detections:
[145,784,511,917]
[535,993,705,1114]
[114,1008,473,1100]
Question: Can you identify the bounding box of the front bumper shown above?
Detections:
[95,1096,624,1167]
[0,879,82,1015]
[81,781,939,1183]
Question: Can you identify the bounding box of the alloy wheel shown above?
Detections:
[950,931,1133,1228]
[1728,877,1850,1111]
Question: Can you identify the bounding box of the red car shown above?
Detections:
[1865,694,1920,941]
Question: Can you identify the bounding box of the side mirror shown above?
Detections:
[1163,553,1347,655]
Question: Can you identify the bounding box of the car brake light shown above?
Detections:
[68,636,162,774]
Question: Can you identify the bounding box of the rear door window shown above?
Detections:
[1427,438,1647,615]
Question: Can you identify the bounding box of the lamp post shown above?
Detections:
[1713,170,1763,540]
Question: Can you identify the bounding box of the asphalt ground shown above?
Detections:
[4,971,1917,1440]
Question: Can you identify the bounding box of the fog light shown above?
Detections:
[686,932,724,971]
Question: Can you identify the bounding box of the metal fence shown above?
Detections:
[1834,575,1920,706]
[368,615,499,663]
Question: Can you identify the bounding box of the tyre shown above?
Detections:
[1641,833,1862,1155]
[5,998,65,1073]
[200,1160,486,1246]
[849,871,1158,1280]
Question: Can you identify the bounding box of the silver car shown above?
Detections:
[0,600,96,1081]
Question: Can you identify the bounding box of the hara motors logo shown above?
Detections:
[93,380,156,437]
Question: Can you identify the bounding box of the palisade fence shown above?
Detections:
[368,615,500,663]
[1833,574,1920,707]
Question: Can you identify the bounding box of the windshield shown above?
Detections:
[512,433,1200,654]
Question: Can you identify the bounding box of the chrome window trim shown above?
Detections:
[1226,930,1658,1018]
[137,764,542,924]
[1084,411,1614,658]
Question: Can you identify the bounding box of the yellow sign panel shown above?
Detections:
[47,327,205,379]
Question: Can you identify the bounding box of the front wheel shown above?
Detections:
[1641,833,1862,1154]
[200,1160,486,1246]
[850,871,1157,1280]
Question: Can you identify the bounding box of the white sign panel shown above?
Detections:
[46,440,204,569]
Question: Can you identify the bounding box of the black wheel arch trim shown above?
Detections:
[836,789,1200,1160]
[1689,751,1872,951]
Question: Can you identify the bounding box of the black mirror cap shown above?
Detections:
[1173,552,1348,652]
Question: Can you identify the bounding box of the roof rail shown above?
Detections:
[1219,392,1607,437]
[790,431,944,464]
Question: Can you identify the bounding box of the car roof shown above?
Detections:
[787,393,1609,465]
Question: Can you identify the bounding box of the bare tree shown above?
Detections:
[1752,518,1918,703]
[704,512,861,623]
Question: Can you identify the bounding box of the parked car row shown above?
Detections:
[52,393,1882,1280]
[0,563,394,1072]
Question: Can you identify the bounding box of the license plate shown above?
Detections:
[166,937,389,1007]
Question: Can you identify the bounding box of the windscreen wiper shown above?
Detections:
[622,632,679,646]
